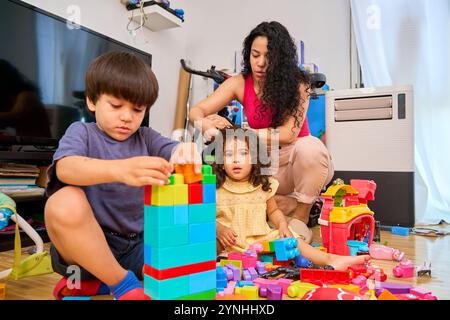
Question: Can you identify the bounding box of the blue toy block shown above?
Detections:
[173,205,188,225]
[189,270,216,294]
[144,205,174,228]
[216,266,228,291]
[202,184,216,204]
[273,238,300,261]
[236,281,254,287]
[144,244,152,266]
[260,254,274,264]
[188,203,216,223]
[346,240,369,256]
[189,222,216,243]
[391,226,410,236]
[62,296,92,300]
[144,274,189,300]
[144,224,189,248]
[144,241,216,270]
[295,254,313,268]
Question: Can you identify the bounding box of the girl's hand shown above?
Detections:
[170,142,202,174]
[217,225,238,249]
[278,224,293,238]
[205,114,232,130]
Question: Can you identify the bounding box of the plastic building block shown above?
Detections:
[295,255,313,268]
[241,285,259,300]
[287,281,319,299]
[243,270,251,281]
[391,226,410,236]
[248,267,258,280]
[276,279,293,294]
[189,270,216,294]
[0,283,5,300]
[409,288,437,300]
[189,222,216,243]
[249,242,264,253]
[151,185,175,206]
[145,224,189,248]
[228,252,257,269]
[201,165,216,185]
[144,260,216,281]
[176,289,216,300]
[224,268,233,280]
[256,261,267,275]
[173,205,188,225]
[188,183,203,204]
[62,296,92,300]
[393,264,415,278]
[272,238,300,261]
[375,282,412,295]
[377,289,398,300]
[188,203,216,223]
[259,286,268,298]
[300,269,351,285]
[144,274,190,300]
[144,185,152,205]
[330,284,361,294]
[346,240,369,256]
[174,164,203,184]
[144,205,174,228]
[223,263,241,281]
[236,281,254,287]
[260,254,274,264]
[202,184,216,203]
[267,284,283,300]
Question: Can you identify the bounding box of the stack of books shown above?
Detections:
[0,163,45,198]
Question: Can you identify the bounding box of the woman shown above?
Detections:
[189,21,334,243]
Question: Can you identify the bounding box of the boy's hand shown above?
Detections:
[119,156,172,186]
[170,142,202,174]
[217,224,237,249]
[278,224,293,238]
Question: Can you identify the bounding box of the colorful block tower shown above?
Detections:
[143,164,217,300]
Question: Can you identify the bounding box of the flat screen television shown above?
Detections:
[0,0,152,158]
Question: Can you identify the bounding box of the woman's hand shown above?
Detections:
[205,114,232,130]
[217,224,238,249]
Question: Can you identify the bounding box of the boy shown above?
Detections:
[45,51,201,300]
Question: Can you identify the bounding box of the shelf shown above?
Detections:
[129,3,182,31]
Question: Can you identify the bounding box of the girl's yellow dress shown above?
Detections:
[216,177,298,252]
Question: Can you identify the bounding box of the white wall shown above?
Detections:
[21,0,187,137]
[20,0,351,136]
[183,0,352,105]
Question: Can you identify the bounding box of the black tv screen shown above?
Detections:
[0,0,152,147]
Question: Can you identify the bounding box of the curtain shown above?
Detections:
[351,0,450,224]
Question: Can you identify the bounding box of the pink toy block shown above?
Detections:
[409,288,437,300]
[276,279,293,295]
[393,264,415,278]
[228,252,257,269]
[267,284,283,300]
[253,278,272,288]
[259,286,268,298]
[249,242,264,253]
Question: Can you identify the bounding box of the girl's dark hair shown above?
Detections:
[85,51,158,113]
[242,21,310,129]
[213,126,271,192]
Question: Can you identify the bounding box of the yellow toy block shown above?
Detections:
[330,284,360,294]
[151,185,174,206]
[287,281,319,299]
[260,240,271,252]
[241,286,258,300]
[171,174,188,205]
[0,283,5,300]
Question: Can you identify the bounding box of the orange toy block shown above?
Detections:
[174,164,203,184]
[377,289,398,300]
[0,283,5,300]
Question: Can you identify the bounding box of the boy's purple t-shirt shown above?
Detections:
[46,121,179,235]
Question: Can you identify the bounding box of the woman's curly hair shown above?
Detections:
[242,21,311,129]
[213,126,271,192]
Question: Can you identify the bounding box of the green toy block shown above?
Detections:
[144,205,174,228]
[188,203,216,223]
[269,240,275,252]
[203,155,215,165]
[201,174,216,185]
[144,224,189,248]
[171,173,184,185]
[176,289,216,300]
[201,164,213,175]
[144,274,189,300]
[151,185,174,206]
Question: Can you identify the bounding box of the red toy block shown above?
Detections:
[144,185,152,205]
[188,183,203,204]
[144,260,216,280]
[300,269,351,285]
[272,257,293,267]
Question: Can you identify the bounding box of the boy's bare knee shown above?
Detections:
[45,186,90,227]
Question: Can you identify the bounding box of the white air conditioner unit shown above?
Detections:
[325,85,414,227]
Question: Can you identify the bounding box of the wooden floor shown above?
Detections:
[1,225,449,300]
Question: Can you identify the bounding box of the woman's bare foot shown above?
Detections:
[274,195,298,214]
[328,254,371,271]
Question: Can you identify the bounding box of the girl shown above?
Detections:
[214,127,369,271]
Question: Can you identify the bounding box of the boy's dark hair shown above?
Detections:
[85,51,158,113]
[213,126,272,192]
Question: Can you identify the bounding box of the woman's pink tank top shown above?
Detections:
[242,74,310,137]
